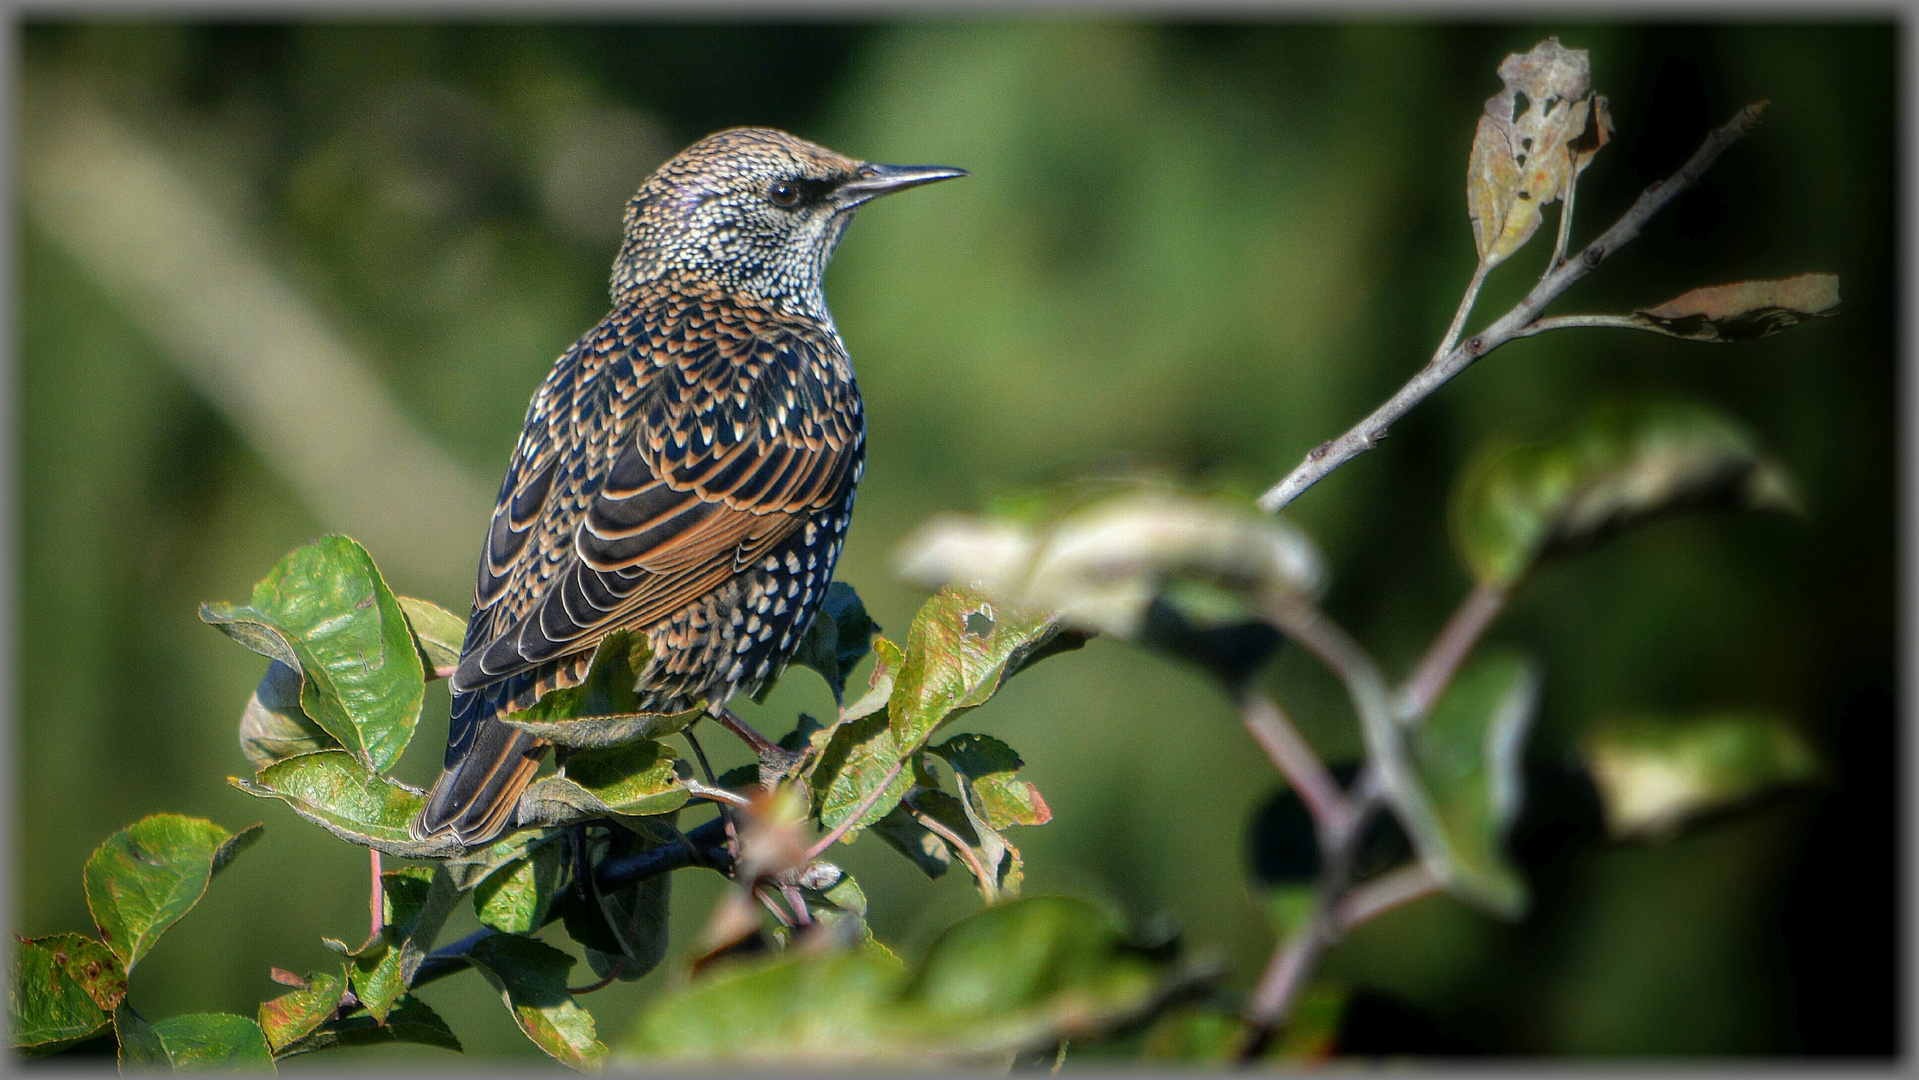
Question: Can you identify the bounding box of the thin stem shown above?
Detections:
[779,882,814,927]
[1238,690,1348,833]
[1258,102,1766,513]
[685,725,741,867]
[368,849,383,940]
[1549,183,1577,274]
[1435,260,1491,362]
[1335,863,1443,932]
[911,803,994,899]
[803,754,908,863]
[754,885,795,929]
[1395,583,1509,724]
[1241,919,1323,1051]
[1512,313,1657,337]
[685,780,751,808]
[568,955,627,995]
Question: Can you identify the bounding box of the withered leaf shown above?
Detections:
[1629,274,1840,342]
[1466,38,1606,267]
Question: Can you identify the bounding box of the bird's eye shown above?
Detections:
[768,180,801,208]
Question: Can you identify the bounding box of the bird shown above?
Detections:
[412,127,964,848]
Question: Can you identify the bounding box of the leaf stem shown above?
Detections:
[1334,863,1443,931]
[804,754,909,862]
[1395,583,1509,724]
[1436,260,1491,362]
[368,849,383,939]
[1238,690,1348,834]
[911,802,995,902]
[1257,102,1767,513]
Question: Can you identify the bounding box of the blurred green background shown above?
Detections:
[16,20,1895,1060]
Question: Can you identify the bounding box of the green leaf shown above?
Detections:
[623,896,1185,1066]
[1583,712,1822,841]
[517,740,690,827]
[382,865,461,984]
[257,967,345,1054]
[785,581,880,704]
[239,661,341,770]
[623,949,907,1065]
[498,630,695,748]
[324,866,461,1025]
[461,933,607,1071]
[1408,652,1539,918]
[474,839,567,935]
[1451,400,1801,589]
[816,591,1063,838]
[200,535,425,773]
[84,814,251,972]
[147,1013,276,1072]
[443,828,566,891]
[1140,988,1346,1062]
[273,996,461,1058]
[8,935,115,1055]
[397,595,467,676]
[231,750,460,858]
[505,709,699,750]
[1625,274,1840,343]
[114,1002,169,1070]
[575,824,675,984]
[927,734,1052,830]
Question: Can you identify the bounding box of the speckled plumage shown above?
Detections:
[413,128,961,847]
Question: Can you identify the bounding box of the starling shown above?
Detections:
[413,128,964,847]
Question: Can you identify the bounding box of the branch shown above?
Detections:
[1395,583,1509,724]
[1238,690,1348,833]
[1334,863,1443,932]
[1257,102,1767,513]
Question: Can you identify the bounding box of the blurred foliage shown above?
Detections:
[16,19,1893,1057]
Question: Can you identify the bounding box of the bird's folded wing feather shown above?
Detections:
[449,302,859,702]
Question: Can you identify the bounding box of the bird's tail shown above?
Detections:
[413,707,548,848]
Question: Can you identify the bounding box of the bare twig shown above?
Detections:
[803,754,908,862]
[1395,583,1509,724]
[1335,863,1444,931]
[1239,690,1348,832]
[1258,102,1767,513]
[779,882,815,927]
[754,885,796,928]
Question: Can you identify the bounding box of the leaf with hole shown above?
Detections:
[201,535,424,773]
[1466,38,1604,266]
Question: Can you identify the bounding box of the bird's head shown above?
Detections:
[610,127,965,315]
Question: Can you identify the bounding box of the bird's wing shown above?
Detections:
[449,296,861,706]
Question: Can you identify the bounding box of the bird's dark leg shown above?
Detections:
[711,706,805,789]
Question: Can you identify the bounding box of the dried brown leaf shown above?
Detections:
[1632,274,1840,341]
[1467,38,1607,266]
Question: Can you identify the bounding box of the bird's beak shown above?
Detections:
[832,163,968,210]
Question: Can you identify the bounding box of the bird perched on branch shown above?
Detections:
[413,128,964,847]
